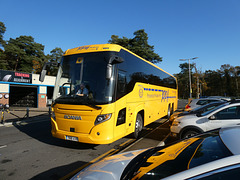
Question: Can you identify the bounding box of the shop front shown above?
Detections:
[0,70,55,108]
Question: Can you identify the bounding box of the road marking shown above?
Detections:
[0,122,13,127]
[60,139,137,180]
[60,119,169,180]
[157,132,170,146]
[0,119,50,128]
[0,145,7,149]
[60,148,119,180]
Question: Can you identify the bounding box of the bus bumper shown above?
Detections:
[51,119,115,144]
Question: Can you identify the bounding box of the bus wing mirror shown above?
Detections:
[39,62,59,82]
[106,56,124,80]
[39,62,49,82]
[52,62,59,67]
[109,55,124,64]
[106,64,112,80]
[39,70,47,82]
[59,86,64,95]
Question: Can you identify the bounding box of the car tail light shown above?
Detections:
[185,104,190,109]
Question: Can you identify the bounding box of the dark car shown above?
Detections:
[71,126,240,180]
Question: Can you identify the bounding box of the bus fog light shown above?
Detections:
[95,114,112,125]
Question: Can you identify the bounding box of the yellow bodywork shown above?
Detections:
[132,138,200,179]
[51,44,178,144]
[51,82,177,144]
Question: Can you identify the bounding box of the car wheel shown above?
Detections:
[133,114,143,139]
[182,130,199,139]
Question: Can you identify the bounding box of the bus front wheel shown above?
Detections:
[133,114,143,139]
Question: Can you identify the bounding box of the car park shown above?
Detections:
[71,126,240,180]
[171,101,240,139]
[184,98,227,111]
[169,101,227,125]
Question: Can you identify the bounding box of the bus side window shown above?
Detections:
[116,71,127,100]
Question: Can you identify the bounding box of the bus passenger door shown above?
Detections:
[114,70,127,139]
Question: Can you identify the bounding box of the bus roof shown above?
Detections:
[64,44,176,79]
[64,44,122,56]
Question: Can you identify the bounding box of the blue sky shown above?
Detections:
[1,0,240,75]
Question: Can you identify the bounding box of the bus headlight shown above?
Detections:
[95,114,112,125]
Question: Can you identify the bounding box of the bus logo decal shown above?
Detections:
[64,115,82,120]
[142,87,176,101]
[138,85,144,98]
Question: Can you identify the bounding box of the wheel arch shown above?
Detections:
[138,110,144,125]
[179,126,204,139]
[133,103,145,126]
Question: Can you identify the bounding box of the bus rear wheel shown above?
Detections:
[167,105,171,120]
[133,114,143,139]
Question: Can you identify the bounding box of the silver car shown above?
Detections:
[169,101,227,125]
[71,126,240,180]
[171,101,240,139]
[184,98,227,111]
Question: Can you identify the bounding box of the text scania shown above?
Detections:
[64,115,82,120]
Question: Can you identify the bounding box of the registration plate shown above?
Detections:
[65,136,79,142]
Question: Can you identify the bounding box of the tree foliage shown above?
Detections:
[177,63,240,98]
[0,22,7,69]
[0,21,63,75]
[4,35,45,73]
[1,20,240,97]
[46,47,63,76]
[109,29,162,64]
[0,21,6,47]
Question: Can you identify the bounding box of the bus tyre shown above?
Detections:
[133,114,143,139]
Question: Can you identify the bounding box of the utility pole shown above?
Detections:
[179,57,198,99]
[193,63,200,98]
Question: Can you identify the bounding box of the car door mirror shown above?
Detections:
[209,115,216,120]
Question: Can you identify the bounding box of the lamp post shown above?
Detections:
[179,57,198,99]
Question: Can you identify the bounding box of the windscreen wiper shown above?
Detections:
[53,96,102,110]
[85,103,102,110]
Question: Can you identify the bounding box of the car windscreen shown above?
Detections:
[201,104,228,116]
[121,130,232,180]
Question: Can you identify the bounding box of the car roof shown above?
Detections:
[219,126,240,155]
[163,126,240,180]
[189,98,226,104]
[194,101,227,109]
[195,98,225,100]
[163,154,240,180]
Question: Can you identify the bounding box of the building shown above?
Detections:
[0,70,55,108]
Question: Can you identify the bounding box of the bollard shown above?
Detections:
[48,106,51,116]
[1,110,4,124]
[26,108,29,119]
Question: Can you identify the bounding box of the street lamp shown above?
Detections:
[179,57,198,99]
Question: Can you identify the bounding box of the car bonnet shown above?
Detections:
[71,149,147,180]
